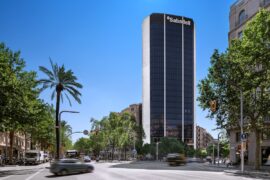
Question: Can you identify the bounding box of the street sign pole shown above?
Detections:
[156,142,159,161]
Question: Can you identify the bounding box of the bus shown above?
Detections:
[65,150,80,159]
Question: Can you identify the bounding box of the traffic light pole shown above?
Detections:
[156,142,159,161]
[240,90,244,173]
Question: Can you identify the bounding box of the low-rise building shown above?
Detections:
[0,132,30,159]
[121,103,142,127]
[196,126,214,149]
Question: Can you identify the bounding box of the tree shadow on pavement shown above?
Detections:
[0,169,40,177]
[225,172,270,179]
[109,161,225,172]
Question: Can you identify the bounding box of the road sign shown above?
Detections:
[83,130,89,135]
[154,137,160,143]
[241,133,247,141]
[132,149,137,155]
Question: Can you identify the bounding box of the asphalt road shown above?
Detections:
[0,161,266,180]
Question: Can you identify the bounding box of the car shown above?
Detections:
[167,153,186,166]
[50,159,94,176]
[84,156,91,162]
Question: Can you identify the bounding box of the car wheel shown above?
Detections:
[60,169,68,176]
[87,167,93,173]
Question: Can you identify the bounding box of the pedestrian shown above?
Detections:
[0,154,2,166]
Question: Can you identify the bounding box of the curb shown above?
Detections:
[224,170,270,177]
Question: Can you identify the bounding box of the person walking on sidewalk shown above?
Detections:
[0,154,3,166]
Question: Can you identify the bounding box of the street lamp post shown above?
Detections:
[217,132,225,166]
[56,110,79,159]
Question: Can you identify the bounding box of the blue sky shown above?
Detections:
[0,0,235,142]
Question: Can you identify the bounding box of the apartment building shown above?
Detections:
[0,132,30,159]
[196,126,214,149]
[228,0,270,166]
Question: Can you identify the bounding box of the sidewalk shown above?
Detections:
[0,162,49,172]
[207,163,270,178]
[224,169,270,179]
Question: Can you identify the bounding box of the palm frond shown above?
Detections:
[39,66,54,80]
[50,58,59,83]
[37,79,54,84]
[39,58,82,106]
[51,90,56,101]
[66,81,83,89]
[66,88,82,104]
[60,93,64,103]
[64,85,82,96]
[64,92,72,106]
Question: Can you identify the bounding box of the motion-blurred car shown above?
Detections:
[84,156,91,162]
[50,159,94,176]
[167,153,186,166]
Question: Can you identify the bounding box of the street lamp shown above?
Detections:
[67,130,89,137]
[217,132,225,166]
[56,110,79,159]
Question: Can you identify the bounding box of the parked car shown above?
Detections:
[84,156,91,162]
[50,159,94,176]
[25,150,45,165]
[167,153,186,166]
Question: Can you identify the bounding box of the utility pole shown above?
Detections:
[155,137,160,161]
[212,144,215,164]
[217,132,225,166]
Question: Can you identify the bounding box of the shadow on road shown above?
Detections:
[45,172,94,178]
[0,168,42,177]
[109,161,225,172]
[225,172,270,179]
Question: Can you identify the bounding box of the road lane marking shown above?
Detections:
[25,168,44,180]
[0,175,13,180]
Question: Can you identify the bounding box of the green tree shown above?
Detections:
[0,43,41,163]
[198,10,270,169]
[60,120,73,153]
[73,137,91,154]
[196,148,207,159]
[38,59,83,159]
[142,137,185,159]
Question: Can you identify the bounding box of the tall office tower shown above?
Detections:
[142,13,196,147]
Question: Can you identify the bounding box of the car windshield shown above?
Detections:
[60,159,80,163]
[26,153,37,158]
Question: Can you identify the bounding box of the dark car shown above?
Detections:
[167,153,186,166]
[50,159,94,176]
[84,156,91,162]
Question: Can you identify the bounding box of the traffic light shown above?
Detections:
[153,137,160,143]
[210,100,217,112]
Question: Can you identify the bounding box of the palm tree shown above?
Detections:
[38,59,82,159]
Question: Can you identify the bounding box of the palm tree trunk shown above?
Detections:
[55,90,61,160]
